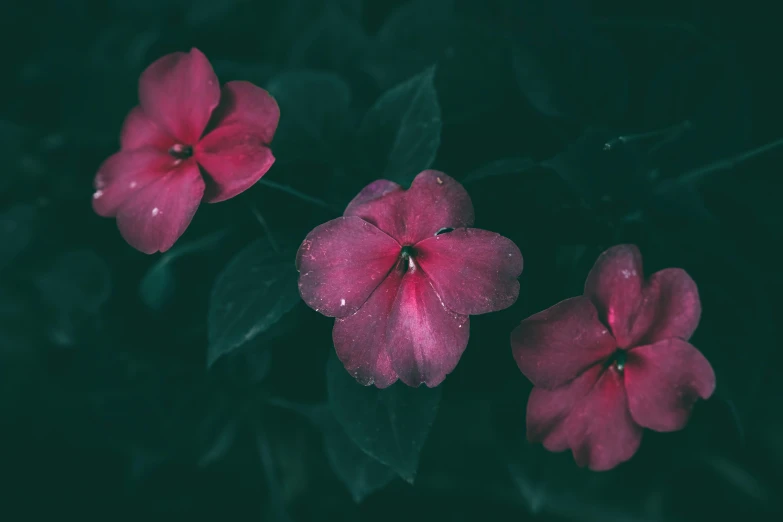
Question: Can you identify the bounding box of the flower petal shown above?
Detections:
[345,171,474,245]
[297,217,401,318]
[138,48,220,144]
[196,123,275,203]
[332,269,402,388]
[584,244,651,348]
[119,106,175,151]
[344,179,402,214]
[624,338,715,432]
[206,81,279,144]
[511,297,616,389]
[639,268,701,344]
[526,365,603,452]
[564,367,643,471]
[416,228,523,315]
[115,161,205,254]
[386,267,470,387]
[92,148,178,217]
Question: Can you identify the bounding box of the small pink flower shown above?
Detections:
[93,48,280,253]
[511,245,715,471]
[297,171,523,387]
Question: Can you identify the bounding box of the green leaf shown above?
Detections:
[355,66,441,186]
[326,354,441,483]
[207,239,300,367]
[37,250,112,314]
[0,204,36,271]
[266,70,352,164]
[367,0,509,122]
[308,405,397,503]
[140,230,227,311]
[462,158,535,184]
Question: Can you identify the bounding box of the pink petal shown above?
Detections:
[344,179,402,214]
[92,148,179,217]
[206,81,279,144]
[624,338,716,432]
[138,48,220,144]
[564,367,643,471]
[297,217,401,318]
[195,123,275,203]
[415,228,523,315]
[526,365,604,452]
[345,171,474,245]
[639,268,701,344]
[332,269,402,388]
[115,161,205,254]
[584,244,651,348]
[386,267,470,387]
[511,297,616,389]
[119,106,175,151]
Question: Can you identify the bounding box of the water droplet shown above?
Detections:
[129,181,137,189]
[151,207,160,216]
[340,299,346,307]
[93,190,104,199]
[436,177,443,185]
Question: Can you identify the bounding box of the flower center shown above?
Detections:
[609,350,627,372]
[168,143,194,160]
[399,245,417,273]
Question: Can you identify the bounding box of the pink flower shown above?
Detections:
[297,171,523,387]
[93,48,280,254]
[511,245,716,471]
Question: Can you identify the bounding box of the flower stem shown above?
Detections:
[258,178,336,211]
[254,425,292,522]
[249,206,280,254]
[658,135,783,192]
[603,120,692,151]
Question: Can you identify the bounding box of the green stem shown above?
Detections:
[658,135,783,192]
[603,120,692,151]
[258,179,336,211]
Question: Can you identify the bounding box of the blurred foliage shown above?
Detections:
[1,0,781,520]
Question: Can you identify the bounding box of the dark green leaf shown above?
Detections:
[368,0,509,122]
[462,158,535,184]
[207,240,300,367]
[140,230,227,311]
[305,405,397,503]
[266,70,352,164]
[36,249,112,314]
[0,204,36,271]
[326,355,441,483]
[139,259,175,311]
[512,1,627,123]
[354,66,441,186]
[288,4,368,71]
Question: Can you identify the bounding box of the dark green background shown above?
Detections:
[1,0,780,520]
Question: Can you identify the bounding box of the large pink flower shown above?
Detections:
[511,245,715,471]
[92,48,280,253]
[297,171,523,388]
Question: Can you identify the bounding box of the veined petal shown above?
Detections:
[332,269,402,388]
[205,81,279,144]
[584,244,650,348]
[115,161,205,254]
[297,217,401,318]
[119,106,175,151]
[624,338,715,432]
[512,297,616,389]
[345,171,474,245]
[138,48,220,144]
[386,266,469,387]
[416,228,523,315]
[196,123,275,203]
[92,148,178,217]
